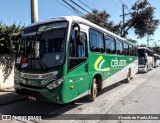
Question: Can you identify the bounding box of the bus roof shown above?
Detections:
[23,17,68,29]
[23,16,137,47]
[70,16,137,47]
[138,47,153,52]
[154,54,160,56]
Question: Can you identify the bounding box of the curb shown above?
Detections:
[0,88,15,92]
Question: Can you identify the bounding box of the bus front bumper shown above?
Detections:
[138,65,146,72]
[14,85,64,104]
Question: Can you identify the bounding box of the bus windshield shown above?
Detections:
[138,54,146,65]
[138,49,145,54]
[16,22,68,69]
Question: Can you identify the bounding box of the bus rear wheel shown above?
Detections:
[126,69,131,83]
[88,78,98,101]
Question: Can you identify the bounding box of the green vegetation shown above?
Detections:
[84,9,119,34]
[0,21,23,82]
[0,21,23,54]
[84,0,159,39]
[127,38,138,44]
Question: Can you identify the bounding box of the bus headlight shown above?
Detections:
[47,78,64,89]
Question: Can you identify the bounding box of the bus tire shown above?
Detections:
[88,78,98,101]
[145,65,148,73]
[126,69,131,83]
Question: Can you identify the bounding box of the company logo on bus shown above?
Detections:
[94,56,127,71]
[94,56,110,71]
[111,60,126,67]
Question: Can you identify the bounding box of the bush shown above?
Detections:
[0,21,23,82]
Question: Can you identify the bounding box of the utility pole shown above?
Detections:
[122,4,125,31]
[146,35,154,47]
[120,4,130,37]
[154,40,160,47]
[155,42,157,47]
[31,0,38,23]
[147,35,149,47]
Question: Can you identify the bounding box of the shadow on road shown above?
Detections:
[0,92,26,106]
[0,80,128,120]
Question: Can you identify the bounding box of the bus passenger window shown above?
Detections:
[116,40,123,55]
[133,47,138,56]
[69,30,87,58]
[89,29,105,53]
[69,29,76,57]
[129,45,133,56]
[105,36,116,54]
[135,47,138,56]
[78,32,87,57]
[124,43,129,55]
[133,46,135,56]
[69,29,88,70]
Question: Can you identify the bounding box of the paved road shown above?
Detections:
[0,67,160,123]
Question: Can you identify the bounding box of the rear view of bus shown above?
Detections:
[138,47,153,72]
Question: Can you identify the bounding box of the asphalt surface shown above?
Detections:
[0,67,160,123]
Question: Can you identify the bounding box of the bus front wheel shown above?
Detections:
[145,65,148,73]
[88,78,98,101]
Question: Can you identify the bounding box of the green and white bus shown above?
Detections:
[13,16,138,104]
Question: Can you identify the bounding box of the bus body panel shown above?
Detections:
[14,16,138,104]
[153,54,160,67]
[88,53,138,88]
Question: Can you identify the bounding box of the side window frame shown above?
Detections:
[78,31,88,58]
[129,44,133,56]
[105,35,116,54]
[124,42,129,56]
[89,28,105,53]
[69,30,88,58]
[68,25,89,71]
[135,47,138,56]
[116,39,124,55]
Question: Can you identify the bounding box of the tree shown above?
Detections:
[121,0,159,38]
[84,0,159,39]
[84,9,120,34]
[127,38,138,44]
[0,21,23,54]
[140,44,147,47]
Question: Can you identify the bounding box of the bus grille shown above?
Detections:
[23,74,39,79]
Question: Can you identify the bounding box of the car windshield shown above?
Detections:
[16,22,68,69]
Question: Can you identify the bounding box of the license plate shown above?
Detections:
[28,96,36,101]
